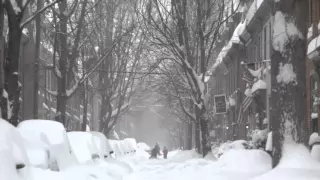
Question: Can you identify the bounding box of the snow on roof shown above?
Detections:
[308,34,320,55]
[251,79,267,93]
[245,0,264,25]
[210,22,245,74]
[230,22,246,43]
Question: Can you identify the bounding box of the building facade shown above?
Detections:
[18,33,102,131]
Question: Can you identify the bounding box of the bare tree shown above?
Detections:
[0,0,59,125]
[137,0,238,156]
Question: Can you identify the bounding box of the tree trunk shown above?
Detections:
[33,0,43,119]
[195,118,201,153]
[5,13,22,126]
[199,106,210,157]
[81,81,88,131]
[186,120,193,150]
[56,1,68,125]
[271,0,308,167]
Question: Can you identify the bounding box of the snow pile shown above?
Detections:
[253,143,320,180]
[18,120,77,171]
[95,159,133,180]
[30,164,115,180]
[170,150,202,162]
[218,149,271,174]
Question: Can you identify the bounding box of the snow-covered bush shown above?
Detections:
[248,129,268,149]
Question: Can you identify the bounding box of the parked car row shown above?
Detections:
[0,118,138,179]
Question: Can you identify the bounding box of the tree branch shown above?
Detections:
[20,0,61,28]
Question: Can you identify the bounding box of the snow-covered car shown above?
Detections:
[89,131,110,159]
[123,138,137,154]
[0,119,30,179]
[17,127,50,169]
[67,131,100,164]
[18,119,78,171]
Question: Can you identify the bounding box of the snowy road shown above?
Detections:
[121,150,269,180]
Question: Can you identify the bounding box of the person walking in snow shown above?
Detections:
[163,146,168,159]
[150,143,161,159]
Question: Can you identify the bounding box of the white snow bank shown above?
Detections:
[253,143,320,180]
[279,143,320,169]
[0,119,29,180]
[218,149,271,173]
[30,165,114,180]
[170,150,202,162]
[67,132,99,164]
[97,159,133,180]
